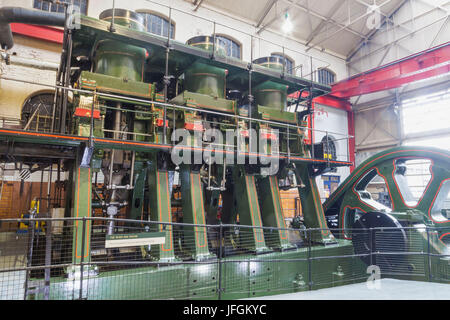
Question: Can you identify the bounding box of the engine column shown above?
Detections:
[258,176,294,250]
[233,166,270,253]
[180,165,215,261]
[147,156,176,262]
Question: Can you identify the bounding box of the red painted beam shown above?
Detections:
[313,95,351,112]
[10,23,63,45]
[288,92,351,111]
[331,42,450,98]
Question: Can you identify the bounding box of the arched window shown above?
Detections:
[136,10,175,39]
[33,0,88,15]
[214,34,242,59]
[271,53,295,75]
[318,68,336,85]
[21,92,55,133]
[322,135,337,172]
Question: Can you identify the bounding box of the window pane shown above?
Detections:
[393,159,432,207]
[34,0,42,10]
[270,54,294,74]
[216,36,241,59]
[405,136,450,151]
[402,89,450,136]
[318,69,335,85]
[137,12,175,39]
[34,0,88,14]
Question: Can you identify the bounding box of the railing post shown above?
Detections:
[426,226,432,282]
[163,7,172,145]
[307,228,312,290]
[79,217,87,300]
[218,223,223,300]
[369,227,374,267]
[23,216,36,300]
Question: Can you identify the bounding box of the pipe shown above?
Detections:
[2,54,59,71]
[0,7,66,50]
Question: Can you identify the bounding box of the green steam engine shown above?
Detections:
[0,7,448,300]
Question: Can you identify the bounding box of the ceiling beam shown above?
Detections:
[305,0,394,52]
[305,0,347,46]
[348,3,449,63]
[256,0,279,28]
[279,0,367,39]
[193,0,205,12]
[346,0,408,61]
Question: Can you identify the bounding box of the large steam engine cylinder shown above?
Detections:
[95,9,147,82]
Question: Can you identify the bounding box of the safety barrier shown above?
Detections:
[0,217,448,300]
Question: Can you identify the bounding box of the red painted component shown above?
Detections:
[331,42,450,98]
[240,130,249,138]
[184,123,203,131]
[74,108,100,119]
[10,23,63,44]
[288,91,310,99]
[313,95,352,111]
[156,119,169,127]
[260,132,278,141]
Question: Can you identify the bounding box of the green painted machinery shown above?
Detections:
[323,146,450,279]
[6,7,393,300]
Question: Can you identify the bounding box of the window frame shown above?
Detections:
[136,9,176,39]
[21,90,57,133]
[271,52,295,75]
[214,33,243,60]
[317,67,336,86]
[33,0,89,15]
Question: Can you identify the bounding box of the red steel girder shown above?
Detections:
[10,23,63,45]
[331,42,450,98]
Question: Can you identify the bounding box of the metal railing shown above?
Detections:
[0,76,354,164]
[0,217,448,300]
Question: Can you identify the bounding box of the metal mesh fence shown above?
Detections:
[0,217,448,300]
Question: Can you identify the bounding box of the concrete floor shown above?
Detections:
[246,279,450,300]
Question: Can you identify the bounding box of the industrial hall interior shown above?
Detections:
[0,0,449,301]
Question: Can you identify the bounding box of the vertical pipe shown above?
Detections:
[129,151,135,189]
[89,93,95,147]
[218,223,223,300]
[370,227,374,267]
[61,13,73,135]
[114,102,122,140]
[24,210,37,300]
[109,0,116,32]
[307,228,312,290]
[109,150,115,189]
[58,160,62,207]
[163,8,172,145]
[212,22,216,59]
[39,169,44,207]
[248,36,254,154]
[44,163,53,300]
[287,127,290,163]
[47,164,52,212]
[79,216,86,299]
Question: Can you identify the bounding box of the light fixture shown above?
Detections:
[282,12,293,33]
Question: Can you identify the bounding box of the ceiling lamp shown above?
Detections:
[282,12,293,33]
